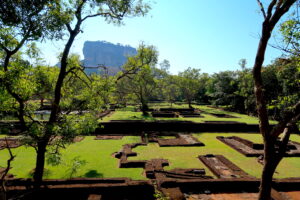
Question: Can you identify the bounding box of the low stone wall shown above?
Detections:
[5,178,154,200]
[4,174,300,199]
[1,121,276,135]
[160,108,195,112]
[96,121,267,134]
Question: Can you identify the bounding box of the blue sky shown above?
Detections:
[38,0,290,74]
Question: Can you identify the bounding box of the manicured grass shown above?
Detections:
[102,105,277,124]
[194,105,277,124]
[101,111,156,122]
[131,133,300,179]
[1,133,299,180]
[0,136,144,180]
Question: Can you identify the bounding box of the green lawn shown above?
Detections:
[131,133,300,179]
[102,105,277,124]
[1,133,299,180]
[0,136,144,180]
[101,111,156,122]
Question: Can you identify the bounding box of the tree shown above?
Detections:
[117,44,158,115]
[279,12,300,56]
[88,72,116,110]
[152,60,172,102]
[1,0,151,186]
[253,1,299,199]
[33,65,59,108]
[193,73,210,105]
[0,51,40,124]
[236,66,256,115]
[0,0,63,130]
[0,139,15,200]
[161,75,180,107]
[178,67,201,108]
[33,0,151,184]
[206,71,239,108]
[0,2,65,187]
[267,57,300,120]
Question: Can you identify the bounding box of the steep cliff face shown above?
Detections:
[82,41,137,74]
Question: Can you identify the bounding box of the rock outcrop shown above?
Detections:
[82,41,137,74]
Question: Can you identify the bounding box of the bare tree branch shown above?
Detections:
[257,0,267,19]
[65,23,73,33]
[82,12,118,22]
[266,0,277,20]
[0,138,16,198]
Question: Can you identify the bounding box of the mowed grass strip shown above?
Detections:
[194,105,277,124]
[0,136,144,180]
[131,133,300,179]
[102,105,277,124]
[1,133,299,180]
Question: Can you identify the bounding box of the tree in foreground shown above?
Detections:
[253,1,299,199]
[0,0,63,130]
[0,0,151,186]
[33,0,151,184]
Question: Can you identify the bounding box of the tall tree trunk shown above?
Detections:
[188,100,192,109]
[252,1,296,199]
[34,23,81,184]
[0,139,15,200]
[40,98,44,108]
[33,139,48,186]
[49,32,77,123]
[2,53,27,131]
[258,139,276,200]
[141,100,149,116]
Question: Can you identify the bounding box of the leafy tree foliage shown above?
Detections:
[0,0,152,186]
[161,75,180,107]
[117,44,158,115]
[33,65,59,108]
[206,71,239,107]
[178,67,202,108]
[280,16,300,55]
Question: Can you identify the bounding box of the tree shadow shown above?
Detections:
[28,168,52,178]
[84,170,103,178]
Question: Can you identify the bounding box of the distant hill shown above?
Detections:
[82,41,137,75]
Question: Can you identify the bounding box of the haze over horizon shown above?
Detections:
[37,0,289,74]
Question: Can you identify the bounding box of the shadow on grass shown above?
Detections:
[84,170,103,178]
[28,168,52,178]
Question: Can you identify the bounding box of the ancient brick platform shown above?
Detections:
[94,135,123,140]
[152,108,203,118]
[217,136,300,157]
[145,159,169,179]
[198,154,253,179]
[151,111,179,118]
[114,142,148,168]
[206,113,238,118]
[156,168,212,180]
[157,134,205,147]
